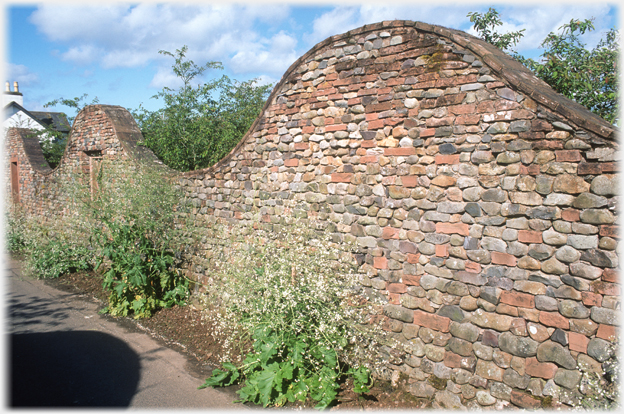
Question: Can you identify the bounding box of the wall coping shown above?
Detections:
[181,20,617,179]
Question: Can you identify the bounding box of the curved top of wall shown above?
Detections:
[22,104,165,176]
[182,19,616,177]
[11,128,53,174]
[97,105,165,165]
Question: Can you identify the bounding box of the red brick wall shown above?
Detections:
[177,20,619,409]
[5,105,161,217]
[7,20,619,410]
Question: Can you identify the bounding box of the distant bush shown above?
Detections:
[133,46,271,171]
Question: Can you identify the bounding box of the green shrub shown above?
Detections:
[95,219,188,318]
[5,210,27,253]
[7,157,193,318]
[133,46,271,171]
[25,237,92,279]
[198,217,392,409]
[85,160,192,318]
[12,212,93,279]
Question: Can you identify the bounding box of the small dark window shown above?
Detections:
[83,150,103,199]
[10,161,19,203]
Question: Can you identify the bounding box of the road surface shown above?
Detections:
[5,255,246,410]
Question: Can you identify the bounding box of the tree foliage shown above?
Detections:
[467,8,525,53]
[468,8,619,125]
[133,46,272,171]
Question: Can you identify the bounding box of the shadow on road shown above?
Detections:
[7,291,71,329]
[10,330,141,407]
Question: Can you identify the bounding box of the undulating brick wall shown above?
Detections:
[6,20,619,410]
[5,105,166,217]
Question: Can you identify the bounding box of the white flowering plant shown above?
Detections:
[198,217,389,409]
[7,209,93,279]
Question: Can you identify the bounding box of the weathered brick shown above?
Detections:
[518,230,543,243]
[413,310,451,332]
[599,225,618,238]
[491,251,517,266]
[387,283,407,294]
[602,268,618,283]
[539,311,569,330]
[374,256,388,269]
[524,357,558,379]
[555,150,582,162]
[384,147,416,156]
[326,124,347,132]
[403,274,421,285]
[581,291,602,307]
[436,222,469,236]
[592,281,620,296]
[561,208,580,222]
[448,103,476,115]
[331,173,353,183]
[435,154,460,164]
[443,351,463,368]
[465,261,481,273]
[577,162,602,175]
[510,390,542,409]
[435,244,449,257]
[368,119,385,129]
[401,175,418,187]
[596,324,617,341]
[382,227,400,240]
[602,162,617,173]
[453,110,480,123]
[500,291,535,308]
[568,331,589,353]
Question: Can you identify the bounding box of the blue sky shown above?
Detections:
[3,2,619,119]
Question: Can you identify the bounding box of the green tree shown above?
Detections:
[468,9,619,125]
[133,46,272,171]
[519,19,619,125]
[467,8,525,53]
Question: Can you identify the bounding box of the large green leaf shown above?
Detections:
[198,362,240,389]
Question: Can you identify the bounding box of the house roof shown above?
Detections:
[30,111,71,133]
[4,101,71,134]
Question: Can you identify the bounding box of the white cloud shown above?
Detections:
[61,45,102,65]
[229,30,298,75]
[255,74,278,87]
[303,5,485,47]
[102,50,154,69]
[149,66,184,90]
[22,2,619,105]
[305,3,617,60]
[457,4,615,59]
[305,7,359,45]
[30,5,129,43]
[28,3,295,75]
[7,64,39,86]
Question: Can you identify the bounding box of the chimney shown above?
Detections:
[4,80,24,106]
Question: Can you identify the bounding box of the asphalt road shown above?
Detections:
[4,255,246,410]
